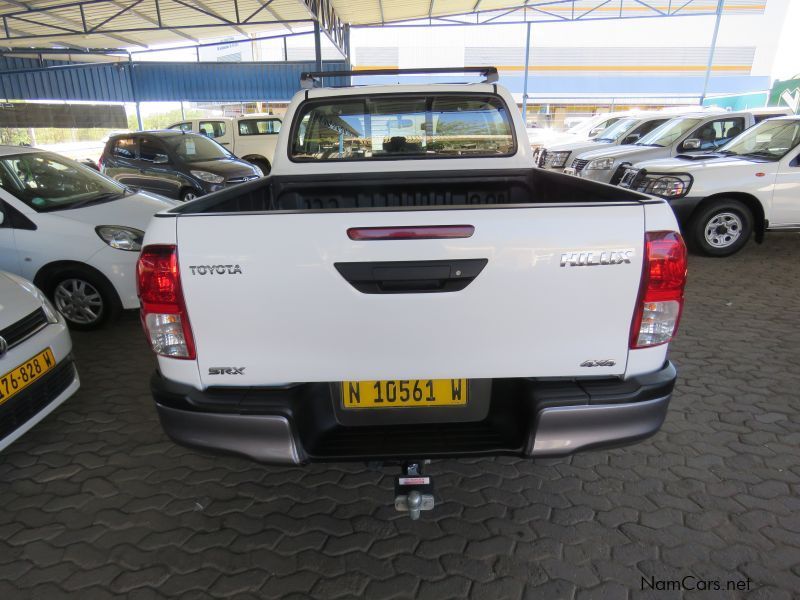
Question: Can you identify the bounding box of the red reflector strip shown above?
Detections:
[347,225,475,241]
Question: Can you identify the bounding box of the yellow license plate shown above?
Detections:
[0,348,56,405]
[341,379,468,409]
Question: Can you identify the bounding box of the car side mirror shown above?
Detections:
[623,133,641,144]
[153,154,169,164]
[682,138,701,151]
[0,211,4,226]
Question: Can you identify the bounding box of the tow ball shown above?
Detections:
[394,462,435,520]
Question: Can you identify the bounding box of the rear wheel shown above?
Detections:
[46,268,121,330]
[689,199,753,257]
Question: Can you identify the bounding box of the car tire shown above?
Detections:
[688,199,753,257]
[250,158,270,176]
[181,188,202,202]
[45,267,121,330]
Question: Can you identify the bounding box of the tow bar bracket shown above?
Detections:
[394,462,435,520]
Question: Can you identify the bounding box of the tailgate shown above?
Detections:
[177,205,644,387]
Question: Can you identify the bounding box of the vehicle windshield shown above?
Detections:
[166,134,233,162]
[567,115,613,136]
[594,118,638,142]
[637,117,703,147]
[720,119,800,160]
[290,94,515,161]
[0,151,128,212]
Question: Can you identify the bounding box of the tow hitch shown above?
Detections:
[394,462,435,520]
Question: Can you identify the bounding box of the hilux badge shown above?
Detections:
[560,249,633,267]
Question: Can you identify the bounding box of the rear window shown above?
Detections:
[290,94,515,162]
[239,118,281,136]
[112,137,136,159]
[199,121,226,138]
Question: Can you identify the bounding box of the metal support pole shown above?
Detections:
[344,23,351,70]
[181,101,185,120]
[521,22,532,126]
[128,54,143,130]
[195,45,200,62]
[700,0,724,105]
[283,36,288,61]
[314,21,322,71]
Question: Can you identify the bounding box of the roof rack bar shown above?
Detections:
[300,66,499,89]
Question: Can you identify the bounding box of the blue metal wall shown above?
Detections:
[0,58,348,102]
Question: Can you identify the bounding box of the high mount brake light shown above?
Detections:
[630,231,688,349]
[347,225,475,241]
[137,244,196,359]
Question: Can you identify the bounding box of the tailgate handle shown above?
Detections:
[334,259,488,294]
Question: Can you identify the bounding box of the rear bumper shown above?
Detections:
[152,362,676,465]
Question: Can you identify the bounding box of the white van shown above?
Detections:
[167,114,282,174]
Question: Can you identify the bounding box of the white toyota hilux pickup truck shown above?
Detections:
[617,116,800,256]
[137,68,687,517]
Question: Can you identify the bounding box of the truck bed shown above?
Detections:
[168,167,651,215]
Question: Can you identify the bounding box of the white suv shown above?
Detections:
[536,113,672,171]
[568,108,792,184]
[618,116,800,256]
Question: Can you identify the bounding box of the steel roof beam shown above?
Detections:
[110,0,199,43]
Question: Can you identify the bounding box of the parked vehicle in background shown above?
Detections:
[167,114,282,174]
[100,131,262,202]
[618,116,800,256]
[0,270,79,452]
[536,113,672,171]
[528,112,629,154]
[139,68,687,518]
[0,146,176,328]
[568,108,793,184]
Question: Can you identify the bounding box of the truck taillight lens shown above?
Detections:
[137,244,196,359]
[630,231,688,349]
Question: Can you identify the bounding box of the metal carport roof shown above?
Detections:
[0,1,766,51]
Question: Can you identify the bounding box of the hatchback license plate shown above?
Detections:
[0,348,56,405]
[341,379,468,409]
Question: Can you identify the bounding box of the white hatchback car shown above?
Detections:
[0,146,177,329]
[0,271,79,452]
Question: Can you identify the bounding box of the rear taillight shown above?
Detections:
[137,244,196,359]
[630,231,687,349]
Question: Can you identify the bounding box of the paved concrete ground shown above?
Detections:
[2,234,799,599]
